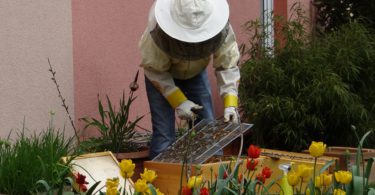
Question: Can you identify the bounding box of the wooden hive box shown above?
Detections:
[63,151,134,194]
[304,146,375,183]
[144,149,338,195]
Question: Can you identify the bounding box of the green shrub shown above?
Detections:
[0,120,75,195]
[239,10,375,151]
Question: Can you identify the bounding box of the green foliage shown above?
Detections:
[314,0,375,32]
[239,8,375,151]
[80,90,144,153]
[0,120,74,195]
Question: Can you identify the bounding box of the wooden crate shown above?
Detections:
[144,149,337,195]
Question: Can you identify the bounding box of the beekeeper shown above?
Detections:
[139,0,241,159]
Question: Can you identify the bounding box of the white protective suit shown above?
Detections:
[139,8,240,111]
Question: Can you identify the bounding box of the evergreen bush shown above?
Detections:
[239,10,375,151]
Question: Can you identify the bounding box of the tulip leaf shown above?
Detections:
[352,164,360,177]
[368,188,375,195]
[359,130,373,148]
[217,164,226,181]
[265,174,283,189]
[356,130,373,171]
[247,180,261,195]
[62,192,75,195]
[35,179,52,195]
[307,180,314,195]
[148,183,157,195]
[364,157,374,186]
[223,186,238,194]
[85,181,101,195]
[319,160,334,174]
[232,160,240,181]
[214,179,227,195]
[353,175,366,195]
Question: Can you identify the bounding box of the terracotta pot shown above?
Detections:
[114,148,149,160]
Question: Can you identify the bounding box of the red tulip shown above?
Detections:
[238,173,243,183]
[79,184,88,192]
[223,171,228,179]
[256,173,266,183]
[247,145,261,158]
[246,158,259,170]
[262,167,272,178]
[182,186,192,195]
[200,187,209,195]
[74,172,88,185]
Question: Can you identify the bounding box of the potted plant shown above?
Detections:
[79,71,149,167]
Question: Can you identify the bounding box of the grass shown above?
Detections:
[0,119,75,195]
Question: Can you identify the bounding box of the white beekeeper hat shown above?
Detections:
[154,0,229,43]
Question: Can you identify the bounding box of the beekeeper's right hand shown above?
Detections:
[176,100,203,120]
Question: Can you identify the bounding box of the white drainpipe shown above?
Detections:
[261,0,274,56]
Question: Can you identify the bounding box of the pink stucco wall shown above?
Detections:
[0,0,74,139]
[0,0,311,140]
[72,1,261,137]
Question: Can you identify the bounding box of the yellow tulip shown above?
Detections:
[134,179,149,193]
[106,186,118,195]
[187,175,203,189]
[314,173,333,187]
[297,164,313,178]
[119,159,135,179]
[287,171,300,186]
[140,168,157,183]
[106,177,119,189]
[322,173,333,186]
[309,141,326,157]
[335,171,352,184]
[155,188,165,195]
[315,176,322,187]
[334,188,346,195]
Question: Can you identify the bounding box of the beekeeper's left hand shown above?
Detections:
[223,107,239,123]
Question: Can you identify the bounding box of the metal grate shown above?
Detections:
[152,119,253,164]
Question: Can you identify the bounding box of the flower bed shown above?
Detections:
[144,149,337,195]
